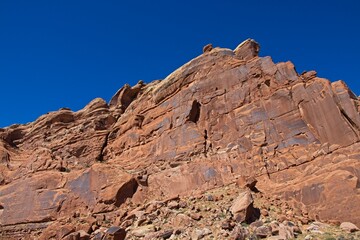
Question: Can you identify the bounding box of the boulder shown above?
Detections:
[103,226,126,240]
[131,224,155,237]
[230,226,248,240]
[340,222,359,232]
[203,43,213,53]
[278,223,294,240]
[78,230,90,240]
[255,225,272,238]
[230,191,258,223]
[191,228,212,240]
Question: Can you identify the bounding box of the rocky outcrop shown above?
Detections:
[202,43,213,53]
[234,38,260,60]
[0,39,359,239]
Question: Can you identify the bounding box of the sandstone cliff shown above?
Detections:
[0,39,359,239]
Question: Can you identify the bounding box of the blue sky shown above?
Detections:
[0,1,359,127]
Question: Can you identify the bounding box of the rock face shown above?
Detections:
[0,39,359,239]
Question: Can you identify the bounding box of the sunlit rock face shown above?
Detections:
[0,39,359,239]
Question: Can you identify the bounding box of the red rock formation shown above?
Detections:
[0,39,359,238]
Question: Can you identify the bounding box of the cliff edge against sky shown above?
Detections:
[0,39,359,240]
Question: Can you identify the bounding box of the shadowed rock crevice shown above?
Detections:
[204,130,208,155]
[114,178,138,207]
[96,132,110,162]
[264,79,271,87]
[340,108,360,134]
[109,81,145,118]
[4,129,24,148]
[187,100,201,123]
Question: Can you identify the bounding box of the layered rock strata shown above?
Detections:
[0,39,359,239]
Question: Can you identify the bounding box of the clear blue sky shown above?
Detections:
[1,1,359,127]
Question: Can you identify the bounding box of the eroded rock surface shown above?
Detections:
[0,39,359,239]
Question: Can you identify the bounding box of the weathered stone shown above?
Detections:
[92,231,105,240]
[304,235,313,240]
[221,220,233,230]
[340,222,359,232]
[269,221,280,235]
[203,43,213,53]
[260,209,268,216]
[191,228,212,240]
[78,230,90,240]
[230,226,248,240]
[171,213,192,228]
[158,229,173,239]
[234,39,260,60]
[230,191,258,223]
[58,225,76,239]
[206,194,215,201]
[104,226,126,240]
[266,236,286,240]
[167,201,179,209]
[63,232,80,240]
[191,229,203,240]
[143,229,173,240]
[255,225,272,238]
[109,81,144,115]
[236,176,258,191]
[179,200,187,208]
[189,212,202,221]
[131,224,155,237]
[250,220,263,229]
[301,70,317,80]
[278,223,294,240]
